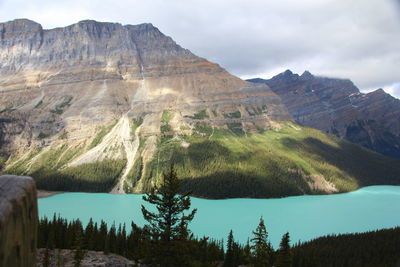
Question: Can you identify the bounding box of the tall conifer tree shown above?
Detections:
[251,217,272,267]
[73,221,85,267]
[85,218,95,250]
[275,232,292,267]
[141,165,197,266]
[223,230,236,267]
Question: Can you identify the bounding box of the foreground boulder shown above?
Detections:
[0,175,38,267]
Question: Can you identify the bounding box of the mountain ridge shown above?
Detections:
[248,70,400,158]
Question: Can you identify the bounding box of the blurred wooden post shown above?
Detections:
[0,175,37,267]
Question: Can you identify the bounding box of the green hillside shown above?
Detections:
[133,122,400,198]
[4,144,126,192]
[4,122,400,198]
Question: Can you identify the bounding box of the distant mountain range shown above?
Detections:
[0,19,399,198]
[248,70,400,158]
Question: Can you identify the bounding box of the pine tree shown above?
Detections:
[243,239,252,265]
[232,241,242,266]
[223,230,235,267]
[141,165,197,267]
[118,223,127,256]
[99,221,108,253]
[275,232,292,267]
[108,223,117,253]
[129,222,151,261]
[104,234,110,255]
[251,217,272,267]
[85,218,95,250]
[73,221,85,267]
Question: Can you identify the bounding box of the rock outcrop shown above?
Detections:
[0,175,38,267]
[248,70,400,158]
[36,249,136,267]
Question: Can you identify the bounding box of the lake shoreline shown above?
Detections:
[36,184,400,200]
[37,190,65,199]
[38,185,400,247]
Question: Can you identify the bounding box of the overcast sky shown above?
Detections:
[1,0,399,97]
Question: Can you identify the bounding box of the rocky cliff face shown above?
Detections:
[0,19,290,193]
[0,175,38,267]
[248,70,400,157]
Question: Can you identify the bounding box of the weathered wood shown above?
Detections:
[0,175,37,267]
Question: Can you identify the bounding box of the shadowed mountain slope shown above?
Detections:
[248,70,400,158]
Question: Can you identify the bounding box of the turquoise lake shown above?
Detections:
[39,186,400,248]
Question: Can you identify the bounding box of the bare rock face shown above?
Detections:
[0,19,290,142]
[248,70,400,158]
[0,175,38,267]
[0,19,291,193]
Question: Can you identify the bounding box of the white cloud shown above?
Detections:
[0,0,399,96]
[383,83,400,99]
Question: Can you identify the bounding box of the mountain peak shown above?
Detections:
[0,18,42,34]
[78,19,101,24]
[301,70,313,79]
[81,19,108,23]
[268,69,298,81]
[125,22,159,34]
[69,19,128,32]
[131,22,155,28]
[283,69,293,75]
[75,19,120,26]
[367,88,388,97]
[1,18,40,26]
[74,20,155,29]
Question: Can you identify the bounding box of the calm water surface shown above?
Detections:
[38,186,400,248]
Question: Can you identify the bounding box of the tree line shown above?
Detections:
[292,227,400,267]
[38,215,225,266]
[32,159,126,192]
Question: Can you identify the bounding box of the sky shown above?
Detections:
[0,0,399,98]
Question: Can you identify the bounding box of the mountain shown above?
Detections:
[248,70,400,158]
[1,19,399,198]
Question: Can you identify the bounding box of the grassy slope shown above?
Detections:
[142,123,400,198]
[4,121,400,197]
[5,137,126,193]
